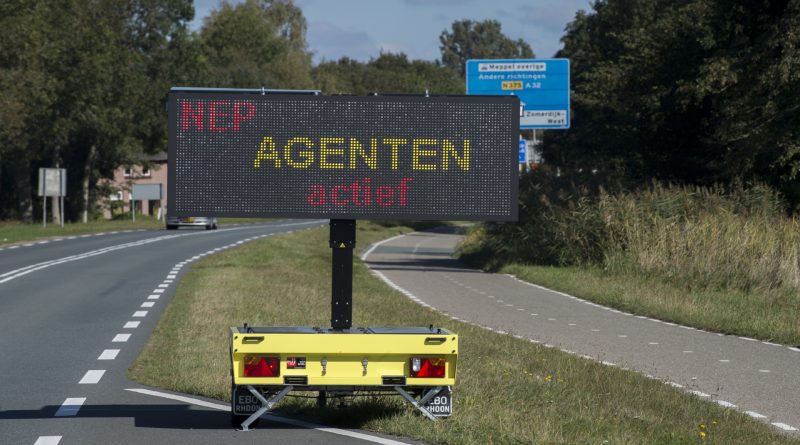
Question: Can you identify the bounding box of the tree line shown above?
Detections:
[2,0,797,223]
[542,0,800,209]
[0,0,529,222]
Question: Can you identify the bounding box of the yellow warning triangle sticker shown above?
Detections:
[340,242,347,248]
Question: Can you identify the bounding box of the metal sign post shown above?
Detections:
[38,168,67,228]
[130,184,163,222]
[329,219,355,330]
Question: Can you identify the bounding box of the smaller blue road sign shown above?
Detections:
[519,139,527,163]
[466,59,570,129]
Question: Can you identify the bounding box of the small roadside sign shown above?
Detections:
[466,59,570,129]
[519,139,527,163]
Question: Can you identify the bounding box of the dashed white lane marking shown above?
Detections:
[683,350,694,353]
[591,329,600,332]
[167,274,177,279]
[157,283,169,288]
[163,280,173,284]
[772,423,799,432]
[133,311,148,317]
[79,370,105,384]
[718,359,730,363]
[153,289,165,294]
[9,245,20,249]
[649,342,659,345]
[530,313,538,316]
[617,335,628,338]
[124,321,140,328]
[126,388,412,445]
[55,398,86,417]
[98,349,119,360]
[147,295,160,300]
[759,369,771,373]
[547,318,556,321]
[716,400,737,408]
[34,436,62,445]
[568,323,576,326]
[112,334,131,342]
[747,411,767,419]
[141,302,155,308]
[516,308,525,311]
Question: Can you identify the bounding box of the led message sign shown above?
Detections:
[168,90,519,221]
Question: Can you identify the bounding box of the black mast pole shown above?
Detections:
[329,219,355,330]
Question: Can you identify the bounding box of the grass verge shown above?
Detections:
[129,222,798,444]
[0,217,164,246]
[497,264,800,347]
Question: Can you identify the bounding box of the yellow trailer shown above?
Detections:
[230,325,458,428]
[229,220,459,430]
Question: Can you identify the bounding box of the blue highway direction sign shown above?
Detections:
[519,139,526,163]
[466,59,570,129]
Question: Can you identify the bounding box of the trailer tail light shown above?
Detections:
[243,355,280,377]
[410,357,446,378]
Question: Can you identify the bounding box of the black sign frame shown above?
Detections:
[168,89,519,221]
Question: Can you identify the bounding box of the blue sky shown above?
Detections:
[191,0,592,63]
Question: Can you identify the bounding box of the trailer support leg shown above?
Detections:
[394,386,445,421]
[239,385,293,431]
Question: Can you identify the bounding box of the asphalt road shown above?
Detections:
[363,227,800,435]
[0,221,416,445]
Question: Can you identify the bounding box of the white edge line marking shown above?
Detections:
[359,234,407,261]
[746,411,767,419]
[772,423,799,432]
[113,333,131,342]
[79,369,105,384]
[98,349,120,360]
[34,436,62,445]
[125,388,411,445]
[715,400,737,408]
[55,397,86,416]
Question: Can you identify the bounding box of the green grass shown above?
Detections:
[0,217,164,246]
[129,222,798,444]
[458,182,800,346]
[498,264,800,346]
[0,217,279,246]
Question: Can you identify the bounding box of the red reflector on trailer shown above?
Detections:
[243,355,280,377]
[410,357,445,378]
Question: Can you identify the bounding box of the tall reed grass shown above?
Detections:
[459,175,800,296]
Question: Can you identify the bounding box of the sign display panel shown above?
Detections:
[132,184,162,200]
[466,59,570,129]
[168,91,519,221]
[38,168,66,197]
